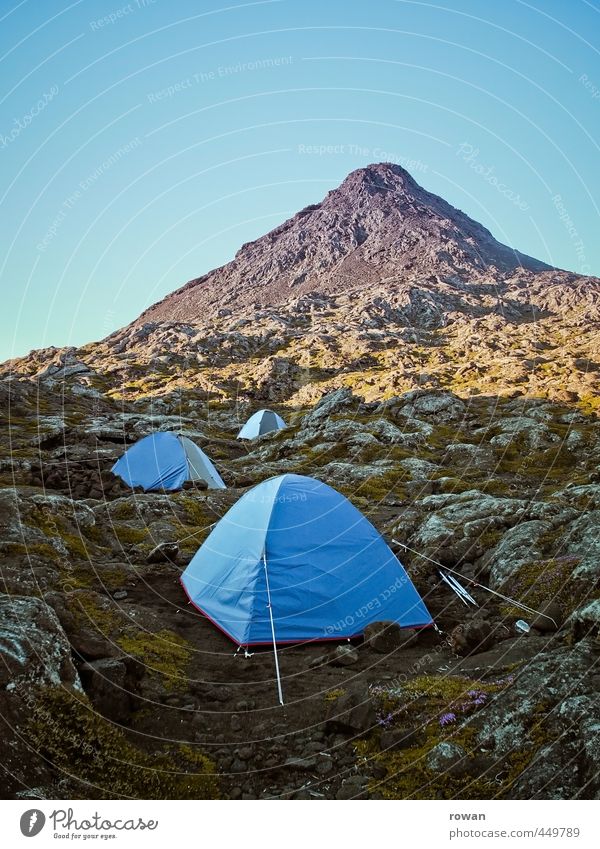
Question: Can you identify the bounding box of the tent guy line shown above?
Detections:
[392,540,558,628]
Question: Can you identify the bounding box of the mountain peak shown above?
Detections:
[138,163,553,324]
[339,160,416,188]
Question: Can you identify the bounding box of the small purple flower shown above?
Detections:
[439,712,456,727]
[377,712,394,727]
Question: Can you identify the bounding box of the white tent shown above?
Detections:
[237,409,287,440]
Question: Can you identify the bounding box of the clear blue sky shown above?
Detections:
[1,0,599,360]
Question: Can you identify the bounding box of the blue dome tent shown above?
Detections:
[181,474,432,702]
[237,409,286,439]
[112,432,226,492]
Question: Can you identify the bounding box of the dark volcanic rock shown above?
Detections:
[364,621,417,653]
[326,686,376,735]
[146,541,179,564]
[78,658,131,722]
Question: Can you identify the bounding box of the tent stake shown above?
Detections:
[262,549,284,706]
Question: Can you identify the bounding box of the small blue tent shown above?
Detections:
[237,409,286,440]
[112,432,226,492]
[180,473,432,645]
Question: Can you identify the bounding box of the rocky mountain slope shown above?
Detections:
[1,163,599,800]
[139,162,551,322]
[5,164,600,409]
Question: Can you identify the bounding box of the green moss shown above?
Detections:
[3,541,61,562]
[99,567,129,591]
[117,629,192,691]
[501,702,554,793]
[60,531,90,559]
[501,557,592,618]
[60,567,94,589]
[341,467,409,503]
[324,687,346,702]
[113,524,149,544]
[25,687,219,799]
[110,500,138,520]
[362,675,513,799]
[28,510,94,560]
[494,437,580,482]
[178,496,211,527]
[69,591,121,634]
[83,523,111,546]
[577,393,600,415]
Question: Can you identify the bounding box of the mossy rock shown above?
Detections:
[25,687,219,799]
[363,674,514,799]
[500,556,593,619]
[113,524,150,545]
[117,629,193,691]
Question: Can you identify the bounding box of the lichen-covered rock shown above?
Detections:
[397,390,466,422]
[477,639,600,798]
[410,492,527,565]
[331,644,359,666]
[442,443,494,470]
[301,388,358,426]
[569,599,600,642]
[426,741,468,775]
[0,594,81,690]
[487,520,552,586]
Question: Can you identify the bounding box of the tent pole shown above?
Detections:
[262,549,284,706]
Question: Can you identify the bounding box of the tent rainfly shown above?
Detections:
[181,473,432,644]
[112,432,226,492]
[237,409,286,439]
[181,474,432,703]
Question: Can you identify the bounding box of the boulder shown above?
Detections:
[569,599,600,642]
[363,621,416,653]
[477,639,600,798]
[326,687,376,735]
[331,644,359,666]
[487,520,552,587]
[530,602,563,633]
[78,658,130,721]
[449,619,496,656]
[146,541,179,564]
[397,390,466,423]
[379,726,420,751]
[0,594,81,690]
[335,774,369,799]
[302,388,357,426]
[454,635,550,675]
[48,590,119,660]
[442,443,494,470]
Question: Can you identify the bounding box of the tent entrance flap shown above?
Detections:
[178,435,226,489]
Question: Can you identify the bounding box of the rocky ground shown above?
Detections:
[1,373,599,800]
[2,162,599,799]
